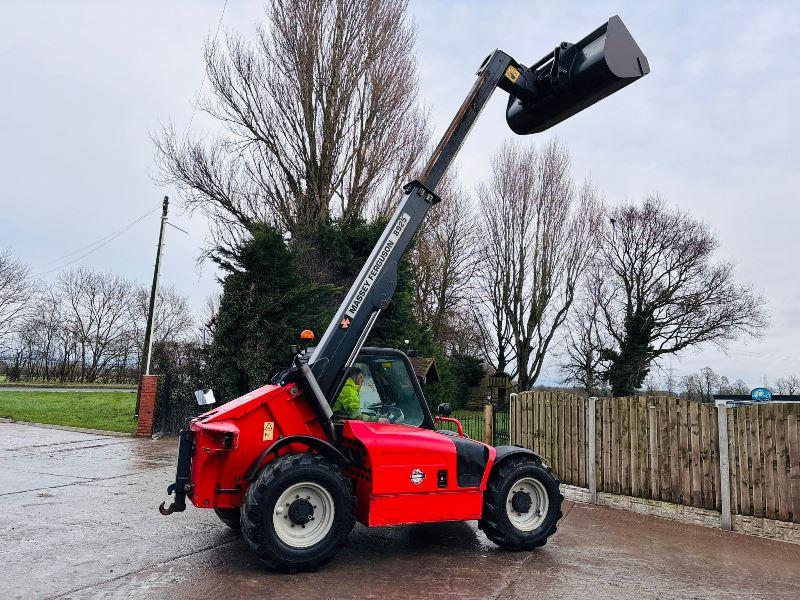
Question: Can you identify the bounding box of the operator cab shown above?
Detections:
[332,348,435,430]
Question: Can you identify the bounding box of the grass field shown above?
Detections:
[436,409,485,440]
[0,380,136,389]
[0,391,137,433]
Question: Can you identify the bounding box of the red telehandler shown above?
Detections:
[160,16,649,572]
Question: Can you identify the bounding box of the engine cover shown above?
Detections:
[343,421,496,526]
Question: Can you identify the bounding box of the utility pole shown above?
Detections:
[136,196,169,415]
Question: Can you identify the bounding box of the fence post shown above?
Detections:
[648,403,658,498]
[483,395,494,446]
[716,402,732,530]
[588,396,597,504]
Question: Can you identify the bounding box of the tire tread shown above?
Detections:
[479,455,563,550]
[241,452,355,572]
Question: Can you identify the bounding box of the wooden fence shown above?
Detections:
[510,392,800,525]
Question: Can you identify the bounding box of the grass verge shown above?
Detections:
[0,391,137,434]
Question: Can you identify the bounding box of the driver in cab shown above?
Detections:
[333,367,387,422]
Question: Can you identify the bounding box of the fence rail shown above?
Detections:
[510,392,800,525]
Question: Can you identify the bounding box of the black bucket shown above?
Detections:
[505,15,650,135]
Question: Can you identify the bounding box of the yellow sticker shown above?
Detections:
[505,65,520,83]
[263,421,274,441]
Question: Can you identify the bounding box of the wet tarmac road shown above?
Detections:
[3,422,800,599]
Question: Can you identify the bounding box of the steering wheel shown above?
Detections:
[364,402,405,424]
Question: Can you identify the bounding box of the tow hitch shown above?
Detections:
[159,429,194,515]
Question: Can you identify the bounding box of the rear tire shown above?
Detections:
[214,507,242,531]
[479,455,563,550]
[241,453,355,572]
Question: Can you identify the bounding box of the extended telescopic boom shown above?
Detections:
[307,15,649,406]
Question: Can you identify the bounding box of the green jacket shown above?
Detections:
[332,377,361,417]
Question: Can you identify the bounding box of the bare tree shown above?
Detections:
[199,293,221,346]
[664,365,678,396]
[7,271,197,384]
[775,375,800,394]
[477,140,602,390]
[442,311,484,357]
[473,293,515,375]
[678,367,727,402]
[0,249,32,352]
[131,285,194,345]
[699,366,721,403]
[595,197,767,396]
[473,225,515,374]
[561,276,606,396]
[58,268,135,382]
[155,0,427,251]
[680,373,703,401]
[129,284,194,371]
[730,379,750,394]
[643,374,659,395]
[15,285,62,380]
[410,172,479,348]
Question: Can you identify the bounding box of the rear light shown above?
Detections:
[198,422,240,450]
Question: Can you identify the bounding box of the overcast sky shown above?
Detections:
[1,1,798,388]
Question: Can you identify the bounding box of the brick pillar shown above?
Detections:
[137,374,158,437]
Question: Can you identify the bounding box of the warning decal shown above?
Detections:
[263,421,274,441]
[504,65,521,83]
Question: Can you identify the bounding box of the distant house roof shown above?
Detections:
[489,369,510,379]
[409,357,439,384]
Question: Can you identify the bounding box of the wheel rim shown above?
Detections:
[273,481,335,548]
[505,476,549,531]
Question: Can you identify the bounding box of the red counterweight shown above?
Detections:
[188,383,328,510]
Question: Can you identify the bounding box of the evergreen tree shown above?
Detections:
[211,225,337,401]
[210,218,435,402]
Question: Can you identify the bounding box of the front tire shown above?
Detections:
[214,507,242,530]
[479,455,563,550]
[241,453,355,572]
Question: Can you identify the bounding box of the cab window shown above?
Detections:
[334,354,425,427]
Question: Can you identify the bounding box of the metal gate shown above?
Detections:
[493,406,510,446]
[153,373,206,435]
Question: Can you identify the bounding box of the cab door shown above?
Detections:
[337,350,432,428]
[338,350,490,526]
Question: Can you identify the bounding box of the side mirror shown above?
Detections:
[504,15,649,134]
[194,389,216,406]
[437,403,452,417]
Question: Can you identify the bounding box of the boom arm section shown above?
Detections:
[309,15,650,403]
[309,50,518,400]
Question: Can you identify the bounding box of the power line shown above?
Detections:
[32,204,162,277]
[34,204,160,269]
